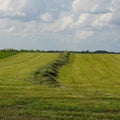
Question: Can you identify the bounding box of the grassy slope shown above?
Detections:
[0,52,60,119]
[0,52,59,85]
[57,54,120,119]
[0,53,120,120]
[0,51,18,59]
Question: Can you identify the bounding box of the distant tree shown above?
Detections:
[94,50,108,54]
[85,50,89,53]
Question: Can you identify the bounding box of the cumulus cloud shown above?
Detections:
[0,0,120,49]
[72,0,110,13]
[0,0,26,16]
[73,13,96,29]
[92,13,112,27]
[0,18,22,33]
[5,26,15,33]
[0,0,117,35]
[59,15,73,30]
[75,30,94,41]
[39,15,73,32]
[109,0,120,25]
[40,12,53,22]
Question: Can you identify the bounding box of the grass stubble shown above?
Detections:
[0,52,120,120]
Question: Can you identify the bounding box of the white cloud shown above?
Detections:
[40,12,53,22]
[109,0,120,25]
[0,0,26,16]
[60,15,73,30]
[0,0,120,51]
[72,0,110,13]
[75,14,89,25]
[92,13,112,27]
[39,15,73,32]
[5,26,15,33]
[73,13,96,28]
[0,18,21,33]
[75,30,94,41]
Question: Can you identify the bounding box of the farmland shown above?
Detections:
[0,52,120,120]
[0,50,18,59]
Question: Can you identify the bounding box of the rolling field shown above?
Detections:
[58,54,120,119]
[0,53,120,120]
[0,51,18,59]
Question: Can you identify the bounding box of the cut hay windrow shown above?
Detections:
[29,51,70,87]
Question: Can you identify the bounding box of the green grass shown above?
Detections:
[0,51,18,59]
[29,51,69,87]
[0,52,59,86]
[57,54,120,119]
[0,53,120,120]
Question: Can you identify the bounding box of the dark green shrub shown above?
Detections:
[0,49,18,59]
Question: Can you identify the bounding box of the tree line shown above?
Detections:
[0,48,119,54]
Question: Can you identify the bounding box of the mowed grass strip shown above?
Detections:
[58,54,120,90]
[0,53,120,120]
[57,53,120,119]
[0,52,59,86]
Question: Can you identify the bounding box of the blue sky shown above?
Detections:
[0,0,120,51]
